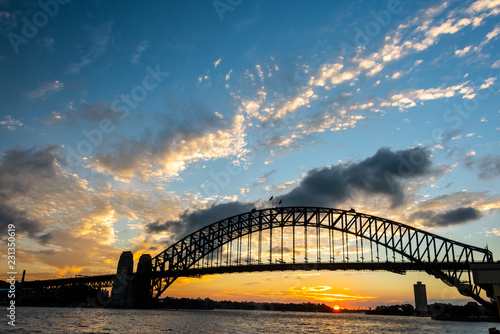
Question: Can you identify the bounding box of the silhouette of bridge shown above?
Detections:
[22,207,499,313]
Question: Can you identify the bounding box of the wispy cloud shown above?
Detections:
[286,285,376,303]
[65,21,113,75]
[386,81,477,110]
[25,80,64,99]
[130,40,149,65]
[214,57,222,68]
[0,115,23,130]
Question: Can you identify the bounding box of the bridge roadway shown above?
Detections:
[21,261,473,289]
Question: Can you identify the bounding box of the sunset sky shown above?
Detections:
[1,0,499,308]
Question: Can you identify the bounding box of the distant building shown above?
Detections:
[414,281,428,316]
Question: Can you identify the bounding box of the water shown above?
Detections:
[3,307,499,333]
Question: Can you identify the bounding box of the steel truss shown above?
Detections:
[150,207,494,309]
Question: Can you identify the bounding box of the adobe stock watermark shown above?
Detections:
[7,0,69,54]
[64,64,169,167]
[340,0,403,58]
[6,224,17,327]
[213,0,242,21]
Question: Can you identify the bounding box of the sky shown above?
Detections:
[0,0,499,308]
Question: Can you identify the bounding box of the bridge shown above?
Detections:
[22,207,500,314]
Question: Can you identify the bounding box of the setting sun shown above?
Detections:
[333,305,341,312]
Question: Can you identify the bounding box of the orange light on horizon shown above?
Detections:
[333,305,341,312]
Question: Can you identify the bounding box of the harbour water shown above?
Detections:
[4,307,499,333]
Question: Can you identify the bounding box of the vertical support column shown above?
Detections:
[135,254,152,307]
[269,222,273,264]
[316,215,320,263]
[111,251,135,307]
[281,225,284,264]
[258,229,262,265]
[304,222,308,264]
[292,222,296,264]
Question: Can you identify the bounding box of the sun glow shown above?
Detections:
[333,305,341,312]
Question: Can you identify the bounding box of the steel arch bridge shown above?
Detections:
[149,206,495,309]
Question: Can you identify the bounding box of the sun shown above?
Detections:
[333,305,341,312]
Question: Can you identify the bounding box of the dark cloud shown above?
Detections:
[0,146,58,242]
[146,202,255,239]
[464,154,500,180]
[410,207,482,227]
[43,100,126,129]
[146,147,436,243]
[279,147,433,208]
[80,100,124,124]
[0,202,44,238]
[475,155,500,180]
[146,220,177,234]
[0,146,58,197]
[36,232,54,245]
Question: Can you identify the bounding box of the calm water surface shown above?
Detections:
[3,307,499,333]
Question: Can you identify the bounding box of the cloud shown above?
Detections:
[145,146,437,242]
[0,202,44,239]
[228,0,499,155]
[80,100,124,124]
[90,98,248,181]
[410,207,482,227]
[455,45,472,57]
[0,145,186,275]
[466,154,500,179]
[25,80,64,99]
[344,0,500,78]
[279,147,433,208]
[387,81,477,110]
[0,115,23,131]
[466,0,500,14]
[130,40,149,65]
[485,228,500,237]
[65,21,113,75]
[0,146,59,195]
[214,58,222,68]
[42,110,77,128]
[0,146,58,241]
[146,201,255,240]
[43,100,123,128]
[286,285,376,303]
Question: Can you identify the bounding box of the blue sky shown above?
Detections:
[1,0,499,306]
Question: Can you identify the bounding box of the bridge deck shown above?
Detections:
[21,262,473,288]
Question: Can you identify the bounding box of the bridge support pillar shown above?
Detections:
[134,254,152,307]
[111,251,135,307]
[494,284,500,319]
[471,263,500,318]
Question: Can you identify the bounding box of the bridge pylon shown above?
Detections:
[471,263,500,318]
[110,251,135,307]
[134,254,153,307]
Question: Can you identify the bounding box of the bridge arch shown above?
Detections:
[150,207,494,308]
